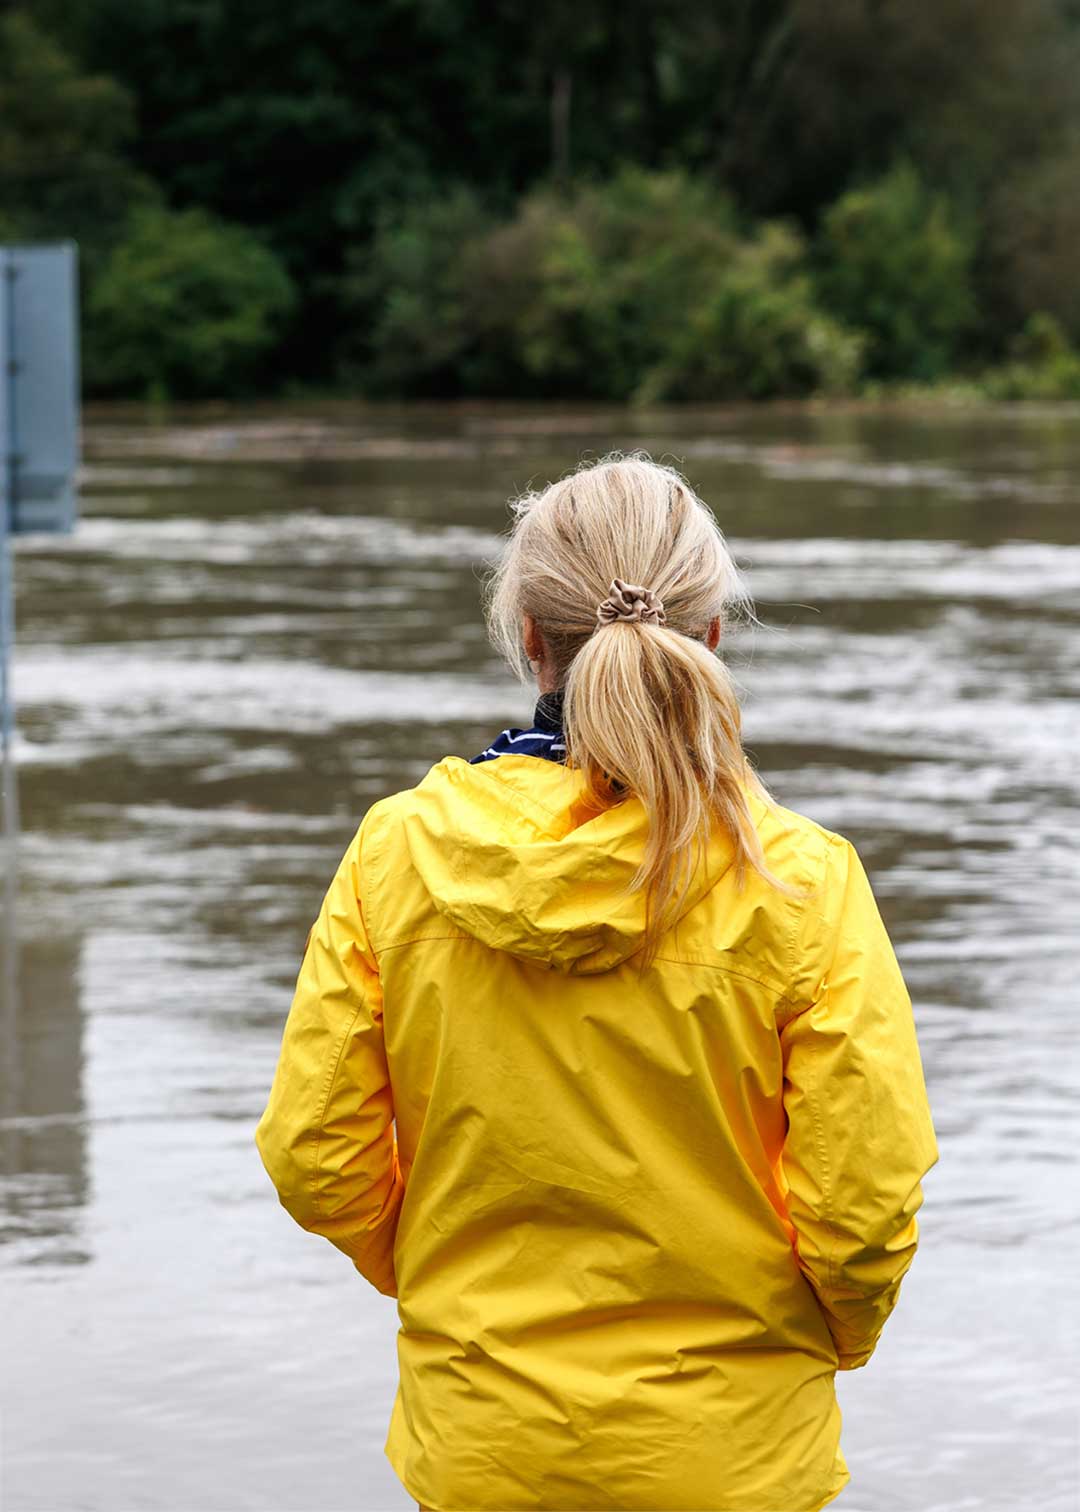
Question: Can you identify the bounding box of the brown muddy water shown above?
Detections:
[2,401,1078,1512]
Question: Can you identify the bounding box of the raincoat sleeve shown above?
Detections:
[254,817,403,1297]
[779,834,939,1370]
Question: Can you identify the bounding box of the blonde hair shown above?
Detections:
[484,450,805,969]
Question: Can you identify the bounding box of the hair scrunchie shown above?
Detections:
[596,577,667,627]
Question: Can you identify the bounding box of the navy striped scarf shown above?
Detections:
[470,689,566,765]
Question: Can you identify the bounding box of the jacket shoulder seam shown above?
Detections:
[649,952,789,998]
[374,930,487,959]
[356,794,409,953]
[372,937,791,994]
[782,828,851,1017]
[791,831,852,1294]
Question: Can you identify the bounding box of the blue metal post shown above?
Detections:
[0,249,18,857]
[0,249,17,1036]
[0,242,79,1011]
[0,499,14,855]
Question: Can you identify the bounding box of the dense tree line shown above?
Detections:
[3,1,1080,398]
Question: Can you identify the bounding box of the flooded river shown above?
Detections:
[2,401,1078,1511]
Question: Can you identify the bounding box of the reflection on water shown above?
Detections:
[0,936,89,1265]
[3,402,1078,1512]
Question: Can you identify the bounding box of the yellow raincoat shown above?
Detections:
[255,753,939,1512]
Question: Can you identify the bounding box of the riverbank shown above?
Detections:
[76,392,1080,466]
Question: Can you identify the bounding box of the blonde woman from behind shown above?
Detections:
[255,451,940,1512]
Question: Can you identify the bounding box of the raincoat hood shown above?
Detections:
[399,755,741,974]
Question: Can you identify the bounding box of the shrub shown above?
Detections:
[0,10,154,278]
[337,184,496,393]
[981,313,1080,400]
[636,223,865,402]
[84,205,296,398]
[984,148,1080,346]
[342,167,743,399]
[347,167,861,401]
[463,167,743,399]
[816,160,977,382]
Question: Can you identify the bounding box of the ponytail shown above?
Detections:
[484,450,805,969]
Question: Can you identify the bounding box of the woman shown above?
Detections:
[255,452,939,1512]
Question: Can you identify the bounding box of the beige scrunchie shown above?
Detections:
[596,577,667,627]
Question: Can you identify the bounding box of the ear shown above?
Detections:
[523,612,544,663]
[706,616,722,651]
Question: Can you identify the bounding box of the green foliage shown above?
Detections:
[638,223,865,402]
[84,206,296,398]
[463,168,745,399]
[0,10,155,274]
[981,315,1080,400]
[816,162,977,382]
[43,0,1080,239]
[984,146,1080,345]
[338,186,497,393]
[347,168,860,401]
[756,0,1080,218]
[341,168,741,398]
[11,1,1080,398]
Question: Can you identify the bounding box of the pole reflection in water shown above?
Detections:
[0,933,89,1265]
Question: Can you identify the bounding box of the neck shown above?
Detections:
[534,687,565,732]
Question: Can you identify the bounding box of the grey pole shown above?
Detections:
[1,251,20,851]
[0,241,79,1027]
[0,250,17,1049]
